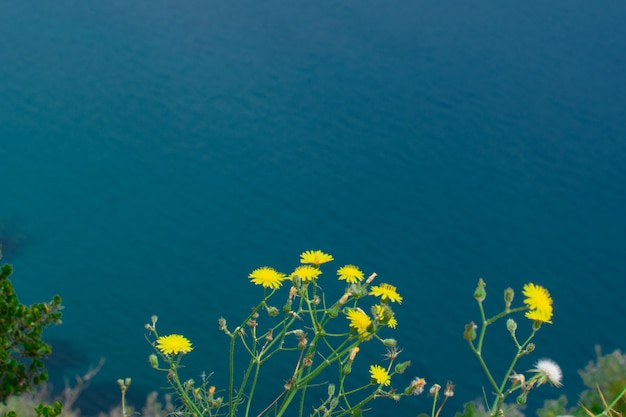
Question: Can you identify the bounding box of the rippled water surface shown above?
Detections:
[1,0,626,415]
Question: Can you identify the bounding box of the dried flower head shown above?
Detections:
[529,358,563,387]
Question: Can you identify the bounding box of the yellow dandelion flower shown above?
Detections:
[373,304,398,328]
[337,265,364,283]
[369,364,391,386]
[300,250,334,267]
[249,267,286,289]
[523,283,553,323]
[525,307,553,324]
[156,334,193,355]
[291,265,321,283]
[369,283,403,303]
[346,308,372,337]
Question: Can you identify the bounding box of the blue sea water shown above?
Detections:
[1,0,626,415]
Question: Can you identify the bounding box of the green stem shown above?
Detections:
[244,361,262,417]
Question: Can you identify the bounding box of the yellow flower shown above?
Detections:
[523,283,553,323]
[300,250,334,267]
[374,304,398,328]
[249,267,286,289]
[369,364,391,386]
[346,308,372,337]
[291,265,321,283]
[337,265,364,283]
[369,283,403,303]
[156,334,193,355]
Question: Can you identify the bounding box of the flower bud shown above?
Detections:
[124,378,132,387]
[464,322,477,342]
[429,384,441,397]
[517,393,527,404]
[266,306,279,317]
[506,318,517,335]
[394,361,411,374]
[473,278,486,302]
[382,338,397,347]
[523,343,535,354]
[328,384,336,397]
[218,317,228,332]
[343,363,352,374]
[504,287,514,311]
[149,354,159,368]
[327,304,340,318]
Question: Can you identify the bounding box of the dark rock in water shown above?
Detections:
[0,218,27,259]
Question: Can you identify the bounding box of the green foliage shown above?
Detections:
[537,395,569,417]
[0,247,63,403]
[578,347,626,416]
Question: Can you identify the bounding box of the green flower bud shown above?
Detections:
[328,384,336,397]
[517,393,527,404]
[266,306,279,317]
[506,318,517,335]
[343,363,352,375]
[327,304,340,318]
[149,354,159,368]
[504,287,514,311]
[382,338,397,347]
[473,278,486,302]
[394,361,411,374]
[464,322,477,342]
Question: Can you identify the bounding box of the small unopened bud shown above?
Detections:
[124,378,132,387]
[151,315,158,326]
[349,347,360,362]
[365,272,377,284]
[266,328,273,342]
[327,304,340,318]
[266,306,279,317]
[117,379,124,387]
[444,381,455,397]
[382,338,397,347]
[517,392,527,404]
[394,361,411,374]
[149,354,159,368]
[218,317,227,331]
[464,322,477,342]
[504,287,514,311]
[338,293,351,306]
[288,286,297,300]
[328,384,336,397]
[506,318,517,335]
[343,362,352,374]
[474,278,486,302]
[523,343,535,354]
[145,323,154,331]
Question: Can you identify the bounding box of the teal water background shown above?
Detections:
[2,0,626,415]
